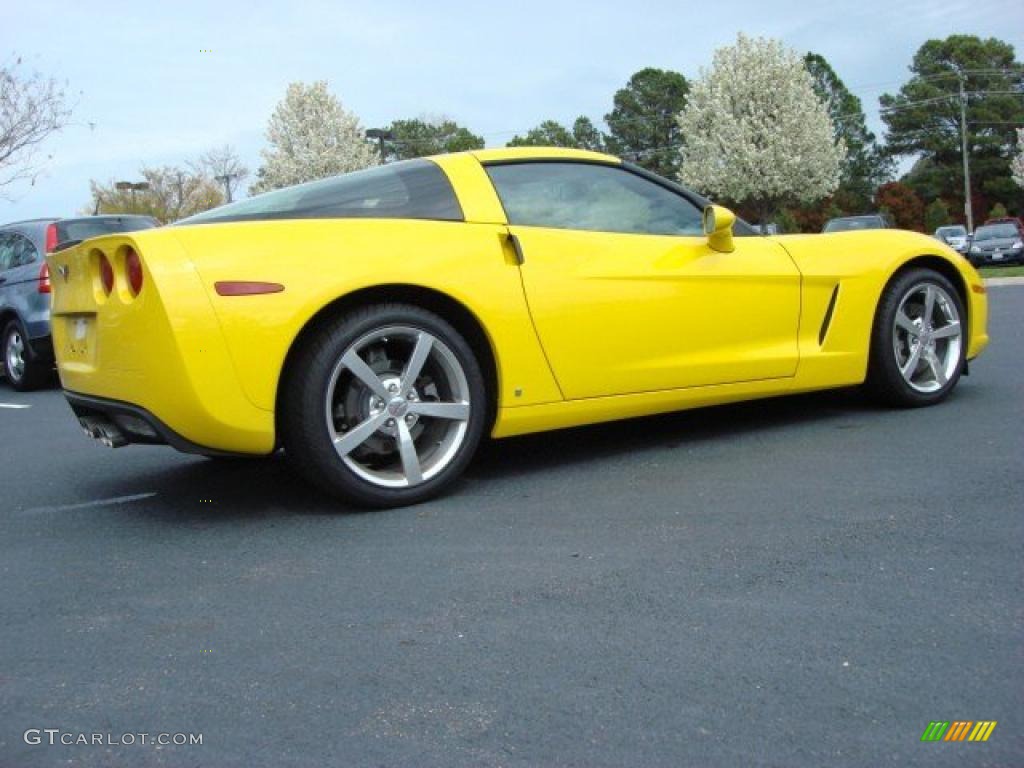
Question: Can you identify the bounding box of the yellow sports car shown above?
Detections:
[48,148,988,507]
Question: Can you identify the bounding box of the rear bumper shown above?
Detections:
[64,390,250,457]
[48,231,275,455]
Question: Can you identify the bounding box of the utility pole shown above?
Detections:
[958,73,973,232]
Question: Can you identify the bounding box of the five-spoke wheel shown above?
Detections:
[867,269,966,406]
[281,304,487,507]
[326,326,472,488]
[891,282,962,393]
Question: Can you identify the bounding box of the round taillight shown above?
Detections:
[99,253,114,295]
[125,247,143,296]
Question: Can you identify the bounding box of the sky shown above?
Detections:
[2,0,1022,221]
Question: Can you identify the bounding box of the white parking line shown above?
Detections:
[19,492,158,515]
[0,403,32,409]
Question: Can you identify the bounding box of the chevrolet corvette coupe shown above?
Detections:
[47,148,989,507]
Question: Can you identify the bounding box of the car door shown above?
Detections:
[484,161,801,400]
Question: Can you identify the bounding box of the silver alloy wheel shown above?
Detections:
[5,329,25,382]
[892,281,962,394]
[324,325,471,489]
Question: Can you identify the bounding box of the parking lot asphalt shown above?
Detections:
[1,287,1022,768]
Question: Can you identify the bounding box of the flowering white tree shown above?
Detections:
[676,34,845,221]
[1012,128,1024,189]
[251,81,378,194]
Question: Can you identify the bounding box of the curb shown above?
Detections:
[983,277,1024,287]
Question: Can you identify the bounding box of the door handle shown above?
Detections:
[505,232,525,265]
[0,276,7,285]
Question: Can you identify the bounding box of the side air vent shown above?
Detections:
[818,284,840,346]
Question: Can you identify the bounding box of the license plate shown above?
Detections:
[64,316,93,360]
[992,252,1004,261]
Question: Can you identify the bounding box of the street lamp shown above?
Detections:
[115,180,151,213]
[365,128,394,163]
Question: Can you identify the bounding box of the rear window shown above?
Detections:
[177,159,463,226]
[56,216,157,245]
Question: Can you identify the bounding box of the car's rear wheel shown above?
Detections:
[2,321,49,392]
[865,268,965,407]
[280,304,487,508]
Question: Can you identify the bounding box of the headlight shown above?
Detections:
[1013,240,1023,249]
[970,245,981,253]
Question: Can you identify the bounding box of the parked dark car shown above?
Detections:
[822,213,892,233]
[1,215,158,390]
[968,222,1024,267]
[982,216,1024,238]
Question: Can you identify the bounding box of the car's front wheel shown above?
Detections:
[280,304,487,508]
[2,322,50,392]
[866,268,966,407]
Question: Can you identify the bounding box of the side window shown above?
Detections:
[485,162,704,236]
[0,234,15,271]
[11,234,39,267]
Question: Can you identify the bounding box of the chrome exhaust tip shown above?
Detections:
[78,417,128,448]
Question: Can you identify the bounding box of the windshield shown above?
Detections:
[823,217,883,233]
[936,226,966,238]
[974,224,1017,240]
[177,159,462,225]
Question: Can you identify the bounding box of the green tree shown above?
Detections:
[805,53,893,211]
[988,202,1008,219]
[880,36,1024,219]
[384,117,483,161]
[605,67,689,177]
[507,117,605,151]
[569,117,606,151]
[924,199,952,232]
[507,119,573,148]
[774,208,799,234]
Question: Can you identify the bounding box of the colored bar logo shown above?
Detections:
[921,721,997,742]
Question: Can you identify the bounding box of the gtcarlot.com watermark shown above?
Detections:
[24,729,202,747]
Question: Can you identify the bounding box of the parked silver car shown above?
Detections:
[934,224,969,254]
[1,215,158,390]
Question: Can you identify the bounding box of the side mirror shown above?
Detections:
[703,204,736,253]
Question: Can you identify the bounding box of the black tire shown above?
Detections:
[2,321,50,392]
[865,268,966,407]
[279,303,488,508]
